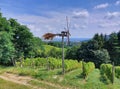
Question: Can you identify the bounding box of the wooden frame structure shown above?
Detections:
[43,17,70,74]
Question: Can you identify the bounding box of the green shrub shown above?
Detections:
[100,64,113,83]
[82,62,95,79]
[115,66,120,79]
[64,60,82,72]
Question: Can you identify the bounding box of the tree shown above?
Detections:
[92,49,110,68]
[8,18,45,67]
[9,18,44,58]
[28,37,44,58]
[0,14,12,33]
[77,40,110,68]
[77,40,96,62]
[0,32,15,65]
[65,45,80,61]
[0,14,15,66]
[106,32,120,65]
[0,13,45,66]
[93,33,104,49]
[9,19,33,58]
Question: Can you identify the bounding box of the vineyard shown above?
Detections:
[0,59,120,89]
[17,57,82,72]
[16,57,120,84]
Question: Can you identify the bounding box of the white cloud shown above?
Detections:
[72,10,89,19]
[2,8,120,38]
[6,14,63,37]
[98,22,120,28]
[105,12,120,19]
[72,24,87,29]
[115,0,120,5]
[94,3,109,9]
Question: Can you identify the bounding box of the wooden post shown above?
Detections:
[112,61,115,84]
[82,59,85,79]
[47,57,50,71]
[42,30,69,75]
[62,35,65,75]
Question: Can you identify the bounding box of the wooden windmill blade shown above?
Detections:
[66,30,70,45]
[43,33,56,40]
[66,16,71,45]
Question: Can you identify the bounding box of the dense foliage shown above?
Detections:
[0,32,15,65]
[0,13,43,66]
[66,32,120,68]
[115,66,120,79]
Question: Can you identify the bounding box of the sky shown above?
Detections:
[0,0,120,38]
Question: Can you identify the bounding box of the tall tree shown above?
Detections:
[0,32,15,65]
[92,49,110,68]
[106,32,120,65]
[9,18,44,58]
[9,19,33,58]
[93,33,104,49]
[77,40,110,68]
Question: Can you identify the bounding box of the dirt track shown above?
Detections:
[0,73,68,89]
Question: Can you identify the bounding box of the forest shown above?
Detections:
[0,12,120,89]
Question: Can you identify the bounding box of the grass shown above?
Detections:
[29,80,59,89]
[0,78,32,89]
[0,66,120,89]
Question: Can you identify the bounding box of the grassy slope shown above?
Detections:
[44,45,62,51]
[43,45,66,54]
[0,66,120,89]
[0,78,32,89]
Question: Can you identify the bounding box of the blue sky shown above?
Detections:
[0,0,120,38]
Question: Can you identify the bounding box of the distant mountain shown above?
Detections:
[52,38,91,42]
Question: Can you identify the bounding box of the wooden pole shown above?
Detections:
[62,35,65,75]
[112,61,115,84]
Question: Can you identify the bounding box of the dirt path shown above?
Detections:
[0,73,69,89]
[0,73,41,89]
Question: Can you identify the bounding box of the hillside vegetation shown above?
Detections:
[0,65,120,89]
[0,11,120,89]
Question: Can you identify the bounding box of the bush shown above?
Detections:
[100,64,113,83]
[64,60,82,72]
[115,66,120,79]
[82,62,95,79]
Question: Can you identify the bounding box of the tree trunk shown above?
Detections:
[20,57,23,68]
[11,57,15,66]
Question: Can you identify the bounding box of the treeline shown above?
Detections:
[0,12,44,65]
[66,32,120,68]
[0,12,64,66]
